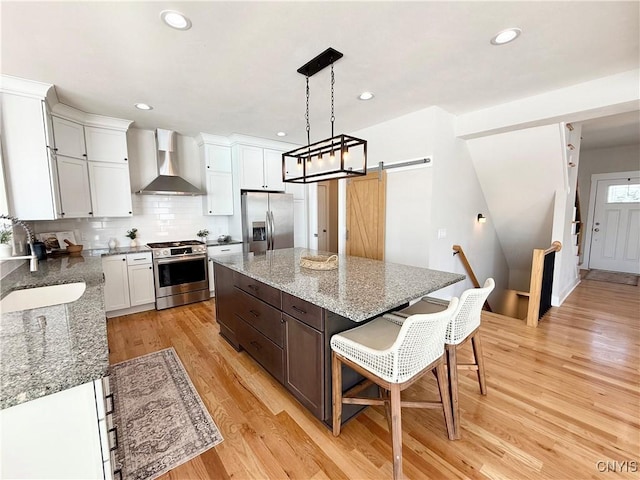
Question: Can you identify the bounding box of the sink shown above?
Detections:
[0,282,86,314]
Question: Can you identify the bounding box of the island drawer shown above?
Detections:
[235,289,284,347]
[282,293,323,331]
[234,273,281,309]
[236,317,284,384]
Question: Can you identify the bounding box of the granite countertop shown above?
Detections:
[213,247,465,322]
[0,254,108,410]
[206,239,242,247]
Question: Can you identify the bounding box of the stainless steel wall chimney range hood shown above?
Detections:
[137,129,205,196]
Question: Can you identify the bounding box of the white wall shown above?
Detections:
[429,107,509,306]
[466,124,565,291]
[551,124,582,305]
[348,107,510,307]
[578,143,640,220]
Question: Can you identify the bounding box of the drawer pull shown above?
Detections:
[248,284,258,292]
[105,393,114,415]
[249,309,260,317]
[108,426,119,451]
[250,340,262,351]
[221,248,230,252]
[292,305,307,315]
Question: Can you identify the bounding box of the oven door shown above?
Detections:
[153,254,209,298]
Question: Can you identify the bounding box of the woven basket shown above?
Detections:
[300,254,338,270]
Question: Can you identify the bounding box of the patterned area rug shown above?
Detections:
[584,269,639,286]
[110,348,223,480]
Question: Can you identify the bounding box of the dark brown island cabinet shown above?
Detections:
[213,262,372,426]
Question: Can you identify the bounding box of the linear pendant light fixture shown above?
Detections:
[282,48,367,184]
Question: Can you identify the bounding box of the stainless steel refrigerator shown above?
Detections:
[241,191,294,253]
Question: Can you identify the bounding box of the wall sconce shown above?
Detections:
[477,213,487,223]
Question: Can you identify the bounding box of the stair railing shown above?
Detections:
[452,245,492,312]
[526,241,562,327]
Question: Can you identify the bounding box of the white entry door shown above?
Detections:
[589,176,640,274]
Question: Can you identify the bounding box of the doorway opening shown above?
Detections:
[317,181,339,253]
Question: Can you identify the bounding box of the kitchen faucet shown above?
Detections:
[0,214,38,272]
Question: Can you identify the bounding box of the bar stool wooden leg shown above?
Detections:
[332,351,343,436]
[434,362,455,440]
[446,344,461,439]
[379,386,393,433]
[471,332,487,395]
[389,384,403,480]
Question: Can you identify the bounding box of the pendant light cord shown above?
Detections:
[305,75,311,152]
[330,60,335,138]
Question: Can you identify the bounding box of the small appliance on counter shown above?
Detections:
[217,235,231,243]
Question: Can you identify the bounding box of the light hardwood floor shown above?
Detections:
[107,277,640,479]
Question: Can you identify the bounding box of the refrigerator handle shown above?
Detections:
[269,211,275,250]
[265,211,271,250]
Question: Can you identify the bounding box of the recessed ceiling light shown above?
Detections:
[490,27,522,45]
[135,103,153,111]
[276,131,287,137]
[160,10,192,30]
[358,91,375,101]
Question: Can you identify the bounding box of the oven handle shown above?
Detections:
[155,254,207,265]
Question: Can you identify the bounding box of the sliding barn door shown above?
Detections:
[346,171,386,260]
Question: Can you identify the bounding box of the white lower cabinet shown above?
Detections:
[103,252,155,317]
[0,379,114,479]
[208,244,243,295]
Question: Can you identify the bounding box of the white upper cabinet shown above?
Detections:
[56,155,93,218]
[197,134,234,216]
[1,81,60,220]
[238,144,286,191]
[238,145,266,190]
[85,126,128,163]
[51,116,86,159]
[88,162,133,217]
[263,149,285,192]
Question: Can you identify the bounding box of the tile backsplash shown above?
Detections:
[31,195,231,249]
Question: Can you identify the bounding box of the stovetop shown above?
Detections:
[147,240,204,249]
[147,240,207,258]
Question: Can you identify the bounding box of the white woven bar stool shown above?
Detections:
[331,298,459,480]
[384,278,495,439]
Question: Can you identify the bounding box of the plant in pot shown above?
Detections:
[0,225,13,258]
[126,228,138,247]
[197,229,209,243]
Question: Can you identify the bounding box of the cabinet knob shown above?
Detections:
[124,158,128,161]
[149,266,152,269]
[122,258,126,261]
[89,212,93,215]
[61,212,65,216]
[209,210,212,213]
[128,211,132,214]
[82,153,87,157]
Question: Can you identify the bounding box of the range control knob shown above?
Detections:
[162,249,169,256]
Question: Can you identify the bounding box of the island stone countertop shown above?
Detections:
[0,254,108,410]
[213,247,465,322]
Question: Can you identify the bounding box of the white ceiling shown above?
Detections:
[2,1,639,147]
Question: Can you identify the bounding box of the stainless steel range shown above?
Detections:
[147,240,209,310]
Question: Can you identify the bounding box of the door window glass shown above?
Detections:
[607,184,640,203]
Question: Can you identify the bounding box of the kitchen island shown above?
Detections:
[212,247,464,425]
